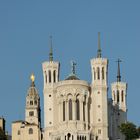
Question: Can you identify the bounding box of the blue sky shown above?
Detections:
[0,1,140,133]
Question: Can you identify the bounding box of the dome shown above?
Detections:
[27,82,39,99]
[65,74,80,80]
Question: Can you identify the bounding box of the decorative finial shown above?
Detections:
[116,59,122,82]
[71,61,76,75]
[30,73,35,86]
[49,35,53,61]
[97,32,102,58]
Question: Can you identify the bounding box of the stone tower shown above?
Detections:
[42,36,60,140]
[25,73,41,126]
[111,59,127,140]
[90,33,109,140]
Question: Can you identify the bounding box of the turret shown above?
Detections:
[25,73,41,126]
[111,59,127,140]
[42,36,60,87]
[90,33,109,140]
[91,33,108,86]
[42,36,60,128]
[111,59,127,112]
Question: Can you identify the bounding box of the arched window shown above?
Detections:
[76,99,80,120]
[53,70,56,83]
[29,111,34,116]
[93,68,96,80]
[114,94,115,102]
[97,67,100,80]
[122,90,124,102]
[117,90,119,103]
[49,70,51,83]
[83,102,85,121]
[102,67,104,80]
[96,136,98,140]
[69,99,72,120]
[63,101,65,121]
[34,100,37,105]
[17,130,20,135]
[45,71,47,83]
[72,135,74,140]
[77,136,79,140]
[29,128,33,134]
[113,91,115,101]
[30,101,33,105]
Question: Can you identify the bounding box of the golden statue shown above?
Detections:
[30,73,35,82]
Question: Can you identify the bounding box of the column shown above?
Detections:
[124,92,126,108]
[72,98,76,121]
[80,97,83,121]
[115,91,117,104]
[85,98,88,130]
[59,99,61,122]
[47,70,49,84]
[120,90,122,107]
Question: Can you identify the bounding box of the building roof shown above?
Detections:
[65,74,80,80]
[12,120,25,124]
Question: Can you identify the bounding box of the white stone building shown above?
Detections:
[42,33,127,140]
[12,33,127,140]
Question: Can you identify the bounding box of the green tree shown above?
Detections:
[0,128,7,140]
[137,126,140,137]
[119,122,139,140]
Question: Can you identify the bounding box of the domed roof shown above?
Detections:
[27,74,39,98]
[65,74,80,80]
[27,83,39,98]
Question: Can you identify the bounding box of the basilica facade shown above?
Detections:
[12,33,127,140]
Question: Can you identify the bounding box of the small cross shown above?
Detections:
[116,58,122,65]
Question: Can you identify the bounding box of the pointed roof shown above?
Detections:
[117,59,122,82]
[97,32,102,58]
[49,36,53,61]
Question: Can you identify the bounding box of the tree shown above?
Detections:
[119,122,139,140]
[137,126,140,137]
[0,128,7,140]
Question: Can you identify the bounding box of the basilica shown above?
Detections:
[12,33,127,140]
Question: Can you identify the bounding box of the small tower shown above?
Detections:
[111,59,127,112]
[42,36,60,128]
[25,73,41,126]
[111,59,127,140]
[90,33,109,140]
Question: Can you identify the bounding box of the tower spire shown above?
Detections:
[117,59,122,82]
[97,32,102,58]
[49,36,53,61]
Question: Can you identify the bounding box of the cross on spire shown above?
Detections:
[49,35,53,61]
[97,32,102,58]
[116,58,122,82]
[71,61,77,75]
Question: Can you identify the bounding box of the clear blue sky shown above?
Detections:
[0,0,140,133]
